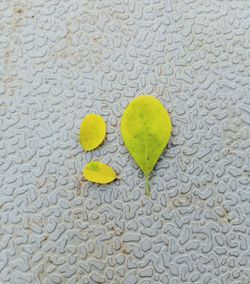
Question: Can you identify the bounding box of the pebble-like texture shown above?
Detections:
[0,0,250,283]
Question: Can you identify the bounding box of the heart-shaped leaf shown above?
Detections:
[79,114,106,151]
[121,95,172,196]
[83,161,117,184]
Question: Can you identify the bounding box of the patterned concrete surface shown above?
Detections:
[0,0,250,283]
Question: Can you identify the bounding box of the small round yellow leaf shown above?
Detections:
[83,161,117,184]
[79,114,106,151]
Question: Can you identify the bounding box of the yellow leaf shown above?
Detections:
[83,161,117,184]
[121,95,172,196]
[79,114,106,151]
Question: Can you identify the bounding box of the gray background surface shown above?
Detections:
[0,0,250,283]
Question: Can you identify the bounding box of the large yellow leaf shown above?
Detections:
[83,161,117,184]
[79,114,106,151]
[121,95,172,196]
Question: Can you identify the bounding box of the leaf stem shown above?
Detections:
[145,176,150,196]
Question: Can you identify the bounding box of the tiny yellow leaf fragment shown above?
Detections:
[121,95,172,196]
[79,114,106,151]
[83,161,117,184]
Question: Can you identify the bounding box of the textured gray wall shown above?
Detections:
[0,0,250,283]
